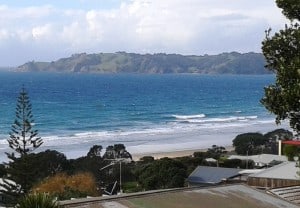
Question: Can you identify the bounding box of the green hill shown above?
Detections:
[16,52,270,74]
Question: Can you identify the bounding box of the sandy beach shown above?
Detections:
[132,146,235,161]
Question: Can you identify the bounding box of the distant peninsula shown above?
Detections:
[16,52,270,74]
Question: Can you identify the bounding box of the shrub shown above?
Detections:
[16,193,59,208]
[284,145,300,161]
[32,172,99,200]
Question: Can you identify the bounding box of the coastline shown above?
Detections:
[131,146,235,161]
[0,121,289,163]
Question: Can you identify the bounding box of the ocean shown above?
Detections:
[0,72,289,160]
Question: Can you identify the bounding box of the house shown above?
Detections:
[247,161,300,188]
[187,166,243,186]
[228,154,288,168]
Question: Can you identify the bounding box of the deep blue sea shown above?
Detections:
[0,72,288,159]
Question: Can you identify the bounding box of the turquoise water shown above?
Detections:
[0,72,283,158]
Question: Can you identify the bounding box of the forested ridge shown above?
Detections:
[16,51,269,74]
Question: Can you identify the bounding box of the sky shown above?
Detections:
[0,0,288,66]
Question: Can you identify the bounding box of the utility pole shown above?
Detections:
[246,150,248,169]
[119,160,122,193]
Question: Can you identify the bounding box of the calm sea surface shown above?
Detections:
[0,72,286,158]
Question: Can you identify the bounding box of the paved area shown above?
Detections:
[101,202,129,208]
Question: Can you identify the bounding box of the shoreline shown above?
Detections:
[0,121,289,163]
[131,146,235,161]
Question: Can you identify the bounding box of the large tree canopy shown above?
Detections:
[261,0,300,134]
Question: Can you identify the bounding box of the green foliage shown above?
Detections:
[6,155,37,194]
[276,0,300,20]
[264,128,293,140]
[232,133,267,155]
[7,87,42,157]
[136,158,187,190]
[103,144,132,160]
[70,144,134,192]
[2,149,69,203]
[16,193,59,208]
[205,145,227,159]
[283,145,300,161]
[87,145,103,158]
[122,181,143,193]
[261,0,300,134]
[222,159,254,169]
[31,150,70,179]
[139,156,155,164]
[264,129,293,154]
[174,156,203,175]
[17,52,269,74]
[193,151,207,158]
[0,164,7,177]
[2,87,43,205]
[232,129,293,155]
[222,159,242,168]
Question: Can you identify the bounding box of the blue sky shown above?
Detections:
[0,0,287,66]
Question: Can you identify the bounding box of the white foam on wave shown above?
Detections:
[177,115,258,124]
[172,114,206,120]
[39,115,271,147]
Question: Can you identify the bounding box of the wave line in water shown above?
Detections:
[172,114,206,120]
[173,115,258,124]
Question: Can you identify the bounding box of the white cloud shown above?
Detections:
[0,0,289,66]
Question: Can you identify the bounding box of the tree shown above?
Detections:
[69,148,104,185]
[283,145,300,161]
[30,150,70,179]
[261,0,300,134]
[87,145,103,158]
[206,145,227,160]
[264,129,293,154]
[7,87,43,156]
[1,87,43,205]
[232,133,267,155]
[103,144,132,160]
[136,158,187,190]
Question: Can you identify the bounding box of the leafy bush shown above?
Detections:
[232,133,267,155]
[136,158,187,190]
[16,193,59,208]
[283,145,300,161]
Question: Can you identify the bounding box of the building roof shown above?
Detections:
[205,158,217,162]
[60,184,300,208]
[187,166,241,184]
[249,162,299,180]
[228,154,288,166]
[268,186,300,205]
[282,140,300,146]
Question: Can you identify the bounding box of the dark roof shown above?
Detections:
[187,166,241,184]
